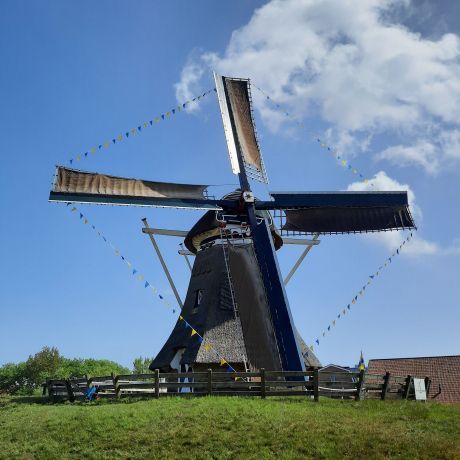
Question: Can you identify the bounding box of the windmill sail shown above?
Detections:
[255,191,415,234]
[214,73,268,183]
[49,166,215,209]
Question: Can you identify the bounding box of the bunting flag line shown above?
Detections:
[309,232,414,349]
[68,89,215,165]
[66,202,241,377]
[252,84,374,187]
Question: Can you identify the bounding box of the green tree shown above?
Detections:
[23,346,62,391]
[0,362,28,395]
[132,357,153,374]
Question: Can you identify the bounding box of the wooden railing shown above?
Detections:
[42,369,430,402]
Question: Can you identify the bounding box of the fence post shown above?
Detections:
[313,368,319,402]
[355,369,365,401]
[403,375,412,399]
[113,373,120,399]
[155,369,160,399]
[207,369,213,396]
[65,379,75,403]
[261,368,266,399]
[381,372,391,400]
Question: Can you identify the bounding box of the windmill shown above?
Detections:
[49,73,415,374]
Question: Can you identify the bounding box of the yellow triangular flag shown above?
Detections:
[191,329,197,337]
[220,358,226,366]
[84,219,88,224]
[76,155,81,161]
[117,134,123,141]
[341,159,347,166]
[71,207,77,212]
[91,148,96,155]
[143,122,148,128]
[104,142,110,148]
[179,315,184,321]
[166,111,171,117]
[154,117,160,123]
[204,344,211,351]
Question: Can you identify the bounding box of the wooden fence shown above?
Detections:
[43,369,430,402]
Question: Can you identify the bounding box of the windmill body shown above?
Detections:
[49,74,415,374]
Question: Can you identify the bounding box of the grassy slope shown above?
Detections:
[0,396,459,459]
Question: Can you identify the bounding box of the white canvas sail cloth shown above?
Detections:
[52,166,208,199]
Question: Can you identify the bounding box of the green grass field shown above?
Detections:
[0,395,459,459]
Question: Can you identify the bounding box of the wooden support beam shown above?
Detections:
[142,228,188,237]
[142,218,184,310]
[284,233,320,285]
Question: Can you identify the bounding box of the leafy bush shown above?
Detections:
[0,347,130,395]
[132,356,154,374]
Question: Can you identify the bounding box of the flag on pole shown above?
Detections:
[358,350,365,371]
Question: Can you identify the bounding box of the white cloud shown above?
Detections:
[176,0,460,171]
[376,140,439,174]
[347,170,439,255]
[440,129,460,159]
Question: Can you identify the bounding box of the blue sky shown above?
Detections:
[1,0,459,369]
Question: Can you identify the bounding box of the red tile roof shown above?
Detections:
[367,355,460,403]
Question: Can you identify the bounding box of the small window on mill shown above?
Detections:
[192,289,203,313]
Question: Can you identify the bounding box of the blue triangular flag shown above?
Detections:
[144,281,149,288]
[133,269,137,275]
[328,325,331,331]
[125,132,129,137]
[137,126,141,131]
[161,114,165,120]
[112,139,116,144]
[347,304,351,310]
[315,339,319,345]
[149,120,153,125]
[159,294,163,299]
[70,159,73,164]
[79,213,83,219]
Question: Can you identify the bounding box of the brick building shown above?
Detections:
[367,355,460,403]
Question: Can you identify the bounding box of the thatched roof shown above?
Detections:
[150,243,321,371]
